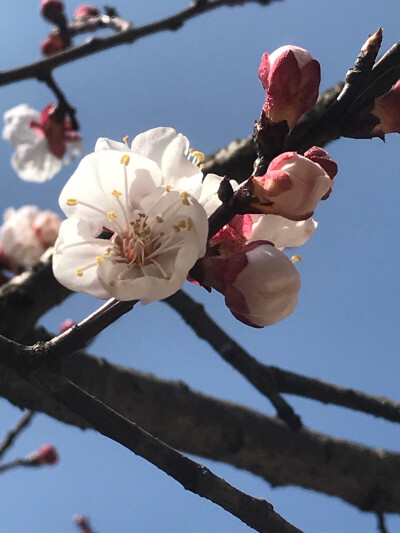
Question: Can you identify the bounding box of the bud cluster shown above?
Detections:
[39,1,101,56]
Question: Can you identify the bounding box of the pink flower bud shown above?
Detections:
[40,0,64,23]
[27,444,59,465]
[203,241,300,327]
[40,32,66,56]
[73,5,100,21]
[258,45,320,130]
[370,80,400,136]
[59,318,75,333]
[252,151,334,220]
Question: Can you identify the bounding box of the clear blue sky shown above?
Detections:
[1,1,400,532]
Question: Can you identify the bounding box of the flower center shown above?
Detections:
[110,213,163,267]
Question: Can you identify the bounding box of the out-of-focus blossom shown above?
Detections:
[95,127,224,217]
[370,80,400,137]
[259,45,320,130]
[74,5,100,20]
[252,150,334,220]
[0,206,60,269]
[40,32,67,56]
[26,444,59,465]
[53,136,210,303]
[40,0,65,23]
[3,104,82,182]
[200,240,301,327]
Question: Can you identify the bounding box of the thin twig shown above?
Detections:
[376,512,389,533]
[0,457,26,474]
[166,290,400,424]
[0,411,35,461]
[166,290,302,429]
[0,0,282,87]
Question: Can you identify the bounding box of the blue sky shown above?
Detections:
[0,1,400,532]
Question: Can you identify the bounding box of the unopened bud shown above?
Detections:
[259,45,320,130]
[27,444,59,465]
[73,5,100,21]
[40,32,66,56]
[59,318,75,334]
[252,151,333,220]
[40,0,64,23]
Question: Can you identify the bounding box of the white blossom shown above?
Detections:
[0,205,60,268]
[53,146,209,303]
[3,104,82,182]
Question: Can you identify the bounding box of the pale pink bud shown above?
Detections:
[205,241,300,327]
[31,210,61,248]
[40,0,64,23]
[252,151,334,220]
[59,318,75,334]
[73,5,100,21]
[258,45,320,130]
[27,444,59,465]
[370,80,400,136]
[40,33,66,56]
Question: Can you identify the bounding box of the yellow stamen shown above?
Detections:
[173,224,181,233]
[177,219,186,228]
[109,280,116,286]
[123,135,130,143]
[199,163,205,169]
[180,190,190,206]
[165,272,172,280]
[291,255,302,264]
[156,216,164,223]
[96,257,104,265]
[165,185,171,192]
[107,211,117,220]
[190,150,205,162]
[112,189,122,198]
[66,198,78,206]
[76,267,84,277]
[120,154,130,166]
[187,217,194,231]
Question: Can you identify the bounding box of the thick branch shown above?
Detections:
[39,373,304,533]
[0,326,400,513]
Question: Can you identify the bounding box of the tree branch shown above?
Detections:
[166,290,302,430]
[0,0,282,87]
[0,410,35,461]
[0,325,400,513]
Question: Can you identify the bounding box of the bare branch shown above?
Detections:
[0,0,282,87]
[0,410,35,461]
[166,290,302,429]
[1,326,400,513]
[40,373,305,533]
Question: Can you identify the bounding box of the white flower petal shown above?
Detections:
[3,104,40,146]
[59,150,162,234]
[52,219,110,298]
[130,127,201,185]
[250,214,317,249]
[11,138,62,182]
[95,137,127,152]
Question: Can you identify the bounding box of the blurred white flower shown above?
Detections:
[53,144,209,303]
[0,205,60,268]
[3,103,82,182]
